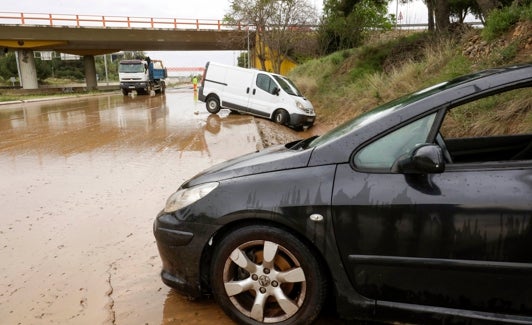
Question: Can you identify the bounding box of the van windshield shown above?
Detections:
[273,75,302,97]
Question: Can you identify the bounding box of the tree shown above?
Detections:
[0,52,18,80]
[425,0,436,30]
[35,58,52,81]
[228,0,275,71]
[237,51,249,68]
[449,0,479,23]
[476,0,502,17]
[263,0,318,73]
[319,0,393,54]
[122,51,147,60]
[225,0,319,73]
[424,0,513,30]
[435,0,451,30]
[95,54,119,82]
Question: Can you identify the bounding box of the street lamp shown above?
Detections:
[242,21,251,68]
[247,23,250,68]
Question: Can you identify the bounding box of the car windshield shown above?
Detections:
[273,75,302,97]
[119,63,144,73]
[306,81,449,148]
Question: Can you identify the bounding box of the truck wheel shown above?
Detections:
[122,89,128,96]
[273,109,289,125]
[206,96,221,114]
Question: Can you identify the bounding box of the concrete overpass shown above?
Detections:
[0,12,249,89]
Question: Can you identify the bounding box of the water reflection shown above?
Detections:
[0,89,263,325]
[0,91,259,159]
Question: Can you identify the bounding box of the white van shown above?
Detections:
[198,62,315,129]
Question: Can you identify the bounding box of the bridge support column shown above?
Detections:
[17,49,39,89]
[83,55,98,90]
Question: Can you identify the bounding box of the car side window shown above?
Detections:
[439,87,532,164]
[354,113,437,170]
[256,74,277,94]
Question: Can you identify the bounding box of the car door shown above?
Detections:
[247,73,281,118]
[332,87,532,316]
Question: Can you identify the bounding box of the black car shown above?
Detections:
[154,64,532,324]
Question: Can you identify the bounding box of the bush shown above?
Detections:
[482,2,532,40]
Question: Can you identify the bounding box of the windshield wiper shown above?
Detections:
[287,135,319,150]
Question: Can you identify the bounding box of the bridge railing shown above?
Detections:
[0,12,244,31]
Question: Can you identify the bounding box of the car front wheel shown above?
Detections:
[210,225,327,325]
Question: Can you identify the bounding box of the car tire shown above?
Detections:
[122,89,128,96]
[206,96,221,114]
[273,110,289,125]
[210,225,327,325]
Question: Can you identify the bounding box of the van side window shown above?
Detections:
[256,74,277,94]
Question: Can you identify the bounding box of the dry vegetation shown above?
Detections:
[441,89,532,137]
[288,21,532,134]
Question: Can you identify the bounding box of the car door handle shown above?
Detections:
[246,87,250,94]
[253,89,256,95]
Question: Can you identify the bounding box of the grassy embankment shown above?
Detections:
[289,5,531,133]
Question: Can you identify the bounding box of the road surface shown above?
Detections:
[0,88,344,325]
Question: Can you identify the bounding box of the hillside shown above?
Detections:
[256,18,530,146]
[281,19,531,139]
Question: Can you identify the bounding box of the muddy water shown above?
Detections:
[0,90,261,325]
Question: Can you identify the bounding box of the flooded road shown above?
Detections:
[0,89,262,325]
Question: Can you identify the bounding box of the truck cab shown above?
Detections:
[119,58,167,95]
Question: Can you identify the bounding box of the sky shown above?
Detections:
[5,0,430,69]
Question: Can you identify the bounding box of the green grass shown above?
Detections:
[289,15,530,128]
[482,2,532,40]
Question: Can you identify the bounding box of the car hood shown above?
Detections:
[183,142,313,188]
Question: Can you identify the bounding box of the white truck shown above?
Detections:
[119,58,167,95]
[198,62,315,129]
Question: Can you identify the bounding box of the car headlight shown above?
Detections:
[164,182,219,213]
[295,100,305,111]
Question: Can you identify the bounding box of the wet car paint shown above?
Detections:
[154,65,532,324]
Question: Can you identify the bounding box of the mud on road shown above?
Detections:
[0,90,343,325]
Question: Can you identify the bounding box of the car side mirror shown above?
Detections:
[272,87,280,96]
[392,144,445,174]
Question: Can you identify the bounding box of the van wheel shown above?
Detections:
[273,110,289,125]
[206,97,221,114]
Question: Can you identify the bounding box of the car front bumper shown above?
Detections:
[153,211,217,299]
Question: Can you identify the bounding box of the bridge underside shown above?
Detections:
[0,25,248,89]
[0,25,247,54]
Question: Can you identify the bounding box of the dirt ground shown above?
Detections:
[254,118,331,147]
[0,91,342,325]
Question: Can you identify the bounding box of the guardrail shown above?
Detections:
[0,12,245,31]
[0,11,482,32]
[167,67,205,72]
